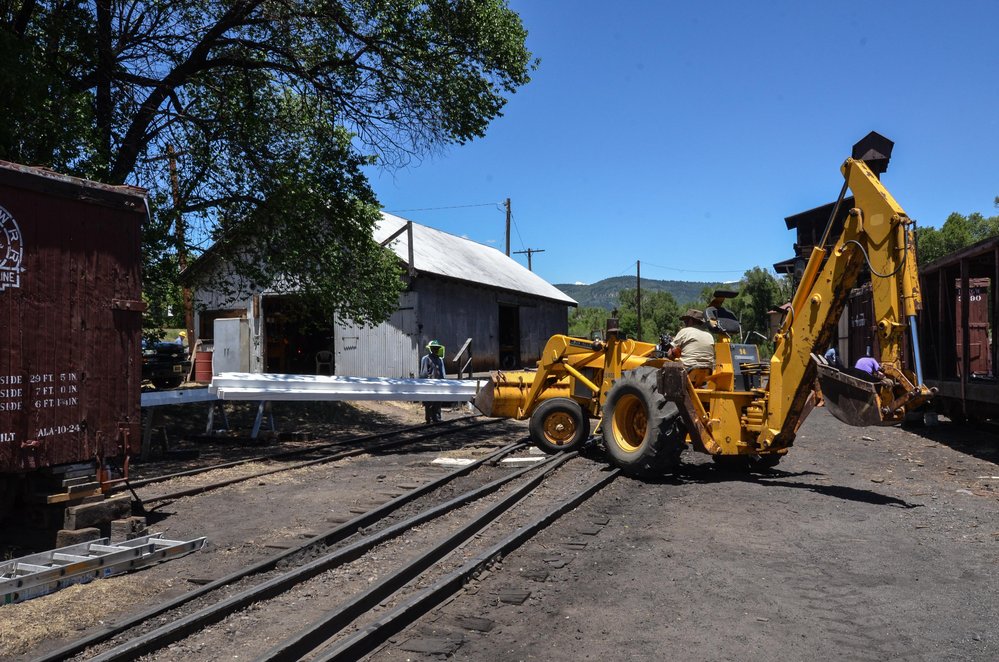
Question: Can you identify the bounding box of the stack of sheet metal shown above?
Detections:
[209,372,479,402]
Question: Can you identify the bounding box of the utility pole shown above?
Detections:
[167,145,195,356]
[636,260,642,341]
[513,248,545,272]
[505,198,511,256]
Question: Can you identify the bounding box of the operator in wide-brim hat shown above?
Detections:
[668,308,714,372]
[680,308,704,323]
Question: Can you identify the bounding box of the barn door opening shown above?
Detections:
[498,304,520,370]
[263,295,334,375]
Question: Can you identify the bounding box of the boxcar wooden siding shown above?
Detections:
[0,163,145,472]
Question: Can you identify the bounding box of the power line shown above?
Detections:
[383,202,501,213]
[641,260,748,274]
[611,261,638,277]
[509,211,526,252]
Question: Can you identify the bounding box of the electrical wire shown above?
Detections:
[509,211,526,252]
[383,202,501,213]
[641,260,749,275]
[611,261,638,277]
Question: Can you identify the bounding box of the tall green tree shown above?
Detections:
[727,267,791,344]
[916,210,999,265]
[0,0,535,327]
[568,306,608,339]
[616,288,683,343]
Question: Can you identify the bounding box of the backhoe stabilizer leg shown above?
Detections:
[656,363,721,454]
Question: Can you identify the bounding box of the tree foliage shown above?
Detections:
[726,267,791,344]
[556,276,720,311]
[0,0,535,328]
[615,288,683,343]
[568,306,608,339]
[916,210,999,265]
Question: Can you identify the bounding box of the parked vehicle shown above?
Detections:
[142,341,191,389]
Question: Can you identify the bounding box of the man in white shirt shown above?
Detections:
[668,309,715,372]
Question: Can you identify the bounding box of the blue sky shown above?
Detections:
[366,1,999,286]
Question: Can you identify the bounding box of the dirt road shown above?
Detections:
[6,404,998,661]
[387,410,999,662]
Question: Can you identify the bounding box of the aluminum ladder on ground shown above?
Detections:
[1,533,207,605]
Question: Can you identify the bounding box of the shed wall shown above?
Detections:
[415,278,569,374]
[335,292,419,378]
[192,272,571,378]
[331,279,570,378]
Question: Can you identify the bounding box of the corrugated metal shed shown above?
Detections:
[375,215,576,306]
[192,212,576,378]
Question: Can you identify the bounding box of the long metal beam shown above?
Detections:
[209,373,480,402]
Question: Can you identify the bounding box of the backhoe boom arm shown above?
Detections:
[762,158,932,446]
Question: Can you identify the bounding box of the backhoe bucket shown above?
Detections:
[814,360,887,427]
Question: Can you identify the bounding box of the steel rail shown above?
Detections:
[140,418,503,506]
[255,450,587,662]
[113,417,481,491]
[32,440,526,662]
[312,466,619,662]
[77,449,566,662]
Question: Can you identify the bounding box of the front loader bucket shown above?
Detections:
[472,370,560,419]
[471,374,502,417]
[814,360,887,427]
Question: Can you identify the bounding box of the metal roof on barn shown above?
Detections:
[376,213,576,306]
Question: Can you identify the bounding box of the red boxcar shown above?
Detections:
[0,161,146,501]
[919,237,998,423]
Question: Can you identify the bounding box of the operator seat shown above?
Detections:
[704,306,741,337]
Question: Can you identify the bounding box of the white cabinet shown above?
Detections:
[213,318,251,374]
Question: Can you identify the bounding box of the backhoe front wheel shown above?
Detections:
[529,398,591,454]
[602,367,685,476]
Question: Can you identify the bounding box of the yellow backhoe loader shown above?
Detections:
[474,133,934,474]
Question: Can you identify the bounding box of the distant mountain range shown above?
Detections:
[555,276,724,310]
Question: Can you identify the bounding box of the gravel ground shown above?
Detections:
[4,404,998,662]
[370,410,999,662]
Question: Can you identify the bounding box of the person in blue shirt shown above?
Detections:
[420,340,446,423]
[824,345,843,370]
[854,354,883,377]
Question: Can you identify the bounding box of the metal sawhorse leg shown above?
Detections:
[250,401,276,439]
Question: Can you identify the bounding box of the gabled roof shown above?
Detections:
[375,213,576,306]
[783,197,855,230]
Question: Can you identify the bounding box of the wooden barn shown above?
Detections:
[190,213,576,378]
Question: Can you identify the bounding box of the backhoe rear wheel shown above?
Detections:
[529,398,591,454]
[602,367,685,476]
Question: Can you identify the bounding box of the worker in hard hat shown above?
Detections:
[174,330,188,345]
[420,340,446,423]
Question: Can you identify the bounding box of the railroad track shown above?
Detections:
[39,440,617,662]
[125,417,501,508]
[114,417,483,491]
